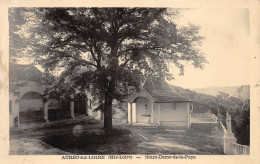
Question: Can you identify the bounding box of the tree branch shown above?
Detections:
[85,40,98,62]
[62,55,97,67]
[93,41,102,68]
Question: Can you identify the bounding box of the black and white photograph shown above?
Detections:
[0,1,259,161]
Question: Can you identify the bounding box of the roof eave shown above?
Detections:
[154,100,192,103]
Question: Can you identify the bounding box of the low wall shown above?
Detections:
[231,142,250,155]
[160,121,188,129]
[218,122,227,137]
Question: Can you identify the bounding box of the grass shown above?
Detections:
[41,127,142,154]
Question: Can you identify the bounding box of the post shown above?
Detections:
[86,99,92,116]
[13,99,20,127]
[217,107,222,127]
[9,100,13,128]
[87,107,92,117]
[70,100,75,118]
[132,103,136,123]
[158,104,160,126]
[43,101,49,122]
[9,100,13,114]
[96,111,101,120]
[130,103,133,123]
[128,103,132,124]
[86,98,88,115]
[151,103,154,124]
[223,113,237,154]
[187,103,190,128]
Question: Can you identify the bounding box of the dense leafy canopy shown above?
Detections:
[213,92,249,145]
[9,8,207,129]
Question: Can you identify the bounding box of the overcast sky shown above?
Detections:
[14,8,251,89]
[169,8,250,89]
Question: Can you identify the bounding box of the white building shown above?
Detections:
[9,63,93,128]
[127,78,193,129]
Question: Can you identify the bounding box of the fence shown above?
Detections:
[231,142,250,155]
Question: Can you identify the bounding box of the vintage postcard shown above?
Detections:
[0,0,259,164]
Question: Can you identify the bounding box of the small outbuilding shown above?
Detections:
[9,63,89,127]
[127,78,193,129]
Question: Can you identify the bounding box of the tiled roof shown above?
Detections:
[9,63,43,82]
[143,78,190,103]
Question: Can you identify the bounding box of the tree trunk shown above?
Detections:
[104,92,113,131]
[104,40,118,131]
[103,78,116,131]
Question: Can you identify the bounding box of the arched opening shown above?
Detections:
[133,96,151,124]
[74,93,87,115]
[47,93,87,121]
[19,91,44,123]
[48,100,70,121]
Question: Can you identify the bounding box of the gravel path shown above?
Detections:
[125,123,224,154]
[10,113,224,155]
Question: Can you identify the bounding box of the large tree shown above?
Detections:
[9,8,207,130]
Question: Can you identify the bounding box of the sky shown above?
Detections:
[168,8,250,89]
[13,8,251,90]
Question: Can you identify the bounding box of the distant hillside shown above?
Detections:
[171,85,219,113]
[193,85,250,100]
[171,84,248,113]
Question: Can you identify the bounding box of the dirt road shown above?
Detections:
[125,123,224,154]
[10,114,224,155]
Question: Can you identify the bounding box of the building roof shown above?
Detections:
[9,63,43,83]
[142,78,191,103]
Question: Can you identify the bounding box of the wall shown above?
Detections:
[9,94,19,128]
[159,102,189,129]
[136,97,151,123]
[19,99,43,112]
[153,104,159,124]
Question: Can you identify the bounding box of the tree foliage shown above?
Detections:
[9,8,207,130]
[213,92,250,145]
[172,86,250,145]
